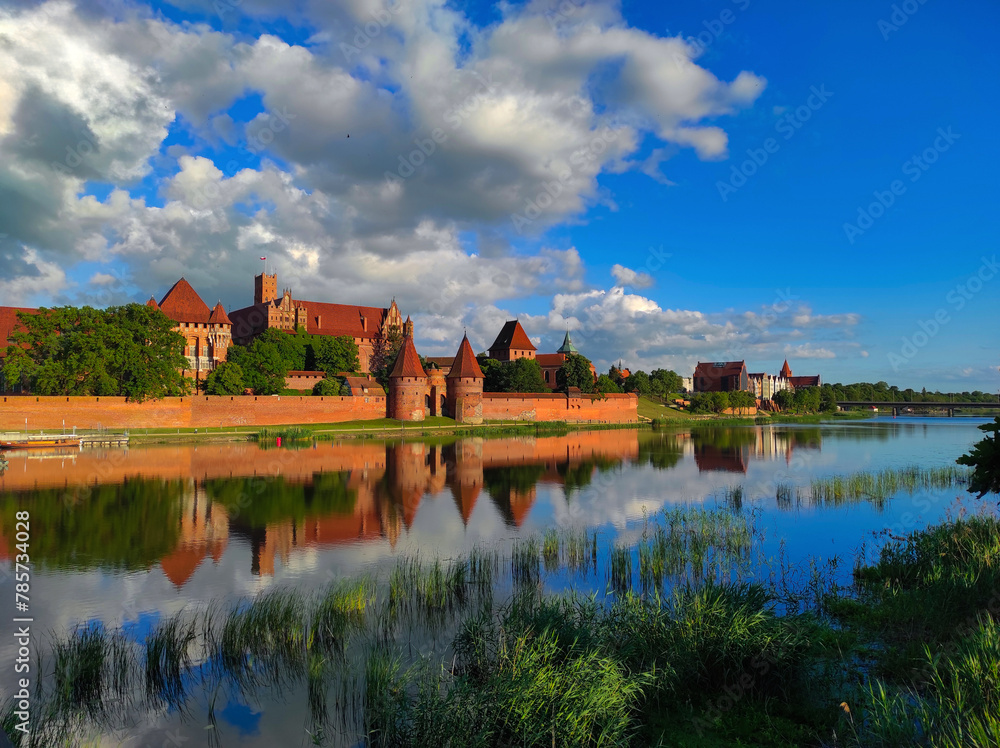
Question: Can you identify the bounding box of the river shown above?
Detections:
[0,417,991,746]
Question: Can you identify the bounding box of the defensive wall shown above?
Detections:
[0,391,637,431]
[480,392,638,423]
[0,394,386,430]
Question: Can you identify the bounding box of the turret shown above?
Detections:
[445,334,484,424]
[387,335,427,421]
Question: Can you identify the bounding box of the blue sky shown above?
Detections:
[0,0,996,390]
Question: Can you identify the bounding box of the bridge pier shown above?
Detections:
[948,408,954,417]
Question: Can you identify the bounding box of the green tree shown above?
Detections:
[624,369,651,396]
[957,417,1000,499]
[595,374,622,394]
[556,353,595,393]
[257,328,306,371]
[773,389,795,411]
[313,335,360,375]
[709,391,730,414]
[228,336,288,395]
[481,357,547,393]
[313,376,343,396]
[728,390,755,411]
[650,369,683,397]
[370,325,403,390]
[205,362,245,395]
[3,305,189,401]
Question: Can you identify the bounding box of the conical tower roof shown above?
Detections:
[208,301,232,325]
[447,334,484,379]
[780,360,792,378]
[389,335,427,379]
[556,330,579,354]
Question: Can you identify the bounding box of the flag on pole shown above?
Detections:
[260,256,266,261]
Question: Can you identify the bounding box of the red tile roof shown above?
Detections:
[535,353,567,367]
[389,336,426,379]
[789,375,821,388]
[694,361,746,378]
[489,320,536,353]
[146,297,159,310]
[344,376,385,396]
[229,299,390,340]
[208,302,232,325]
[0,307,37,347]
[780,360,792,378]
[158,278,213,324]
[447,335,484,379]
[425,356,455,373]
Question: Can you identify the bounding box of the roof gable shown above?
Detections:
[489,320,536,352]
[158,278,213,324]
[447,334,484,379]
[694,361,746,377]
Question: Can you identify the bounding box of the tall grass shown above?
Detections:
[254,426,312,443]
[808,465,969,506]
[16,512,1000,748]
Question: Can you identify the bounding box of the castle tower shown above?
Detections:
[446,334,484,424]
[780,359,792,378]
[427,366,447,417]
[255,272,277,305]
[387,334,428,421]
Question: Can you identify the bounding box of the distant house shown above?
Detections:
[344,376,385,397]
[693,361,748,393]
[488,320,537,362]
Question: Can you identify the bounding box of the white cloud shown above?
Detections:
[611,264,655,290]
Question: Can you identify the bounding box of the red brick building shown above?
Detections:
[229,272,406,373]
[693,361,749,393]
[147,278,232,384]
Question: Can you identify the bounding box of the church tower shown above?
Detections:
[255,272,277,305]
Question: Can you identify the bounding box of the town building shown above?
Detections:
[228,271,407,373]
[693,361,749,393]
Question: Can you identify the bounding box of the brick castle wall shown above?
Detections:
[0,390,636,430]
[0,395,386,430]
[481,392,637,423]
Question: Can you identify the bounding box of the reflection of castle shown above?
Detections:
[693,426,822,473]
[149,432,639,585]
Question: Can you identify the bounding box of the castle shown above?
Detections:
[228,272,407,373]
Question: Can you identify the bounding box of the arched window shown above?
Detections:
[544,370,550,382]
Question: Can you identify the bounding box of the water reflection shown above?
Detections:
[0,427,830,585]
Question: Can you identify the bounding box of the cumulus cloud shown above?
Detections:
[0,0,782,368]
[611,264,655,290]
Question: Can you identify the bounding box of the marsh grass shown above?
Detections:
[254,426,312,443]
[18,509,1000,748]
[808,465,969,506]
[831,515,1000,746]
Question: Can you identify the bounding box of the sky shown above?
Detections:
[0,0,997,391]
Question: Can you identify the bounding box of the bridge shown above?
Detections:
[837,401,1000,417]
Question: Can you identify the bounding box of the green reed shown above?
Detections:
[808,465,970,506]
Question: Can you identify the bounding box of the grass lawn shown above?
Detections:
[637,395,699,420]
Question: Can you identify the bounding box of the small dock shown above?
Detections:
[0,431,129,450]
[80,433,130,448]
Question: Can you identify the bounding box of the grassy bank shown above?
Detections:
[6,491,999,747]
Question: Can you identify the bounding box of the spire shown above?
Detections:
[556,330,579,354]
[389,335,426,379]
[447,334,485,379]
[780,360,792,378]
